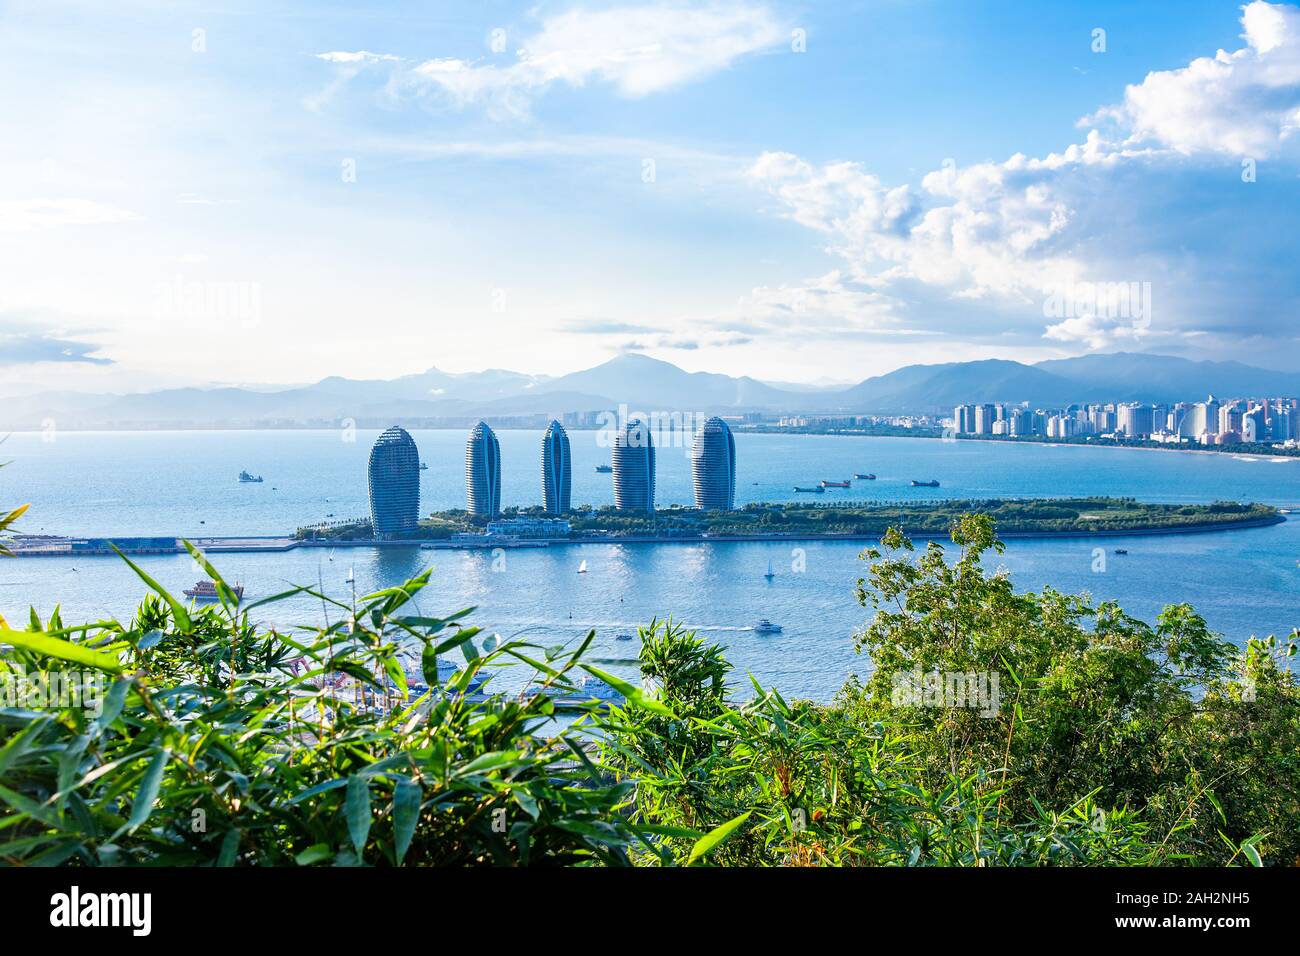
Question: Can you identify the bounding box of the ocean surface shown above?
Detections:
[2,429,1297,701]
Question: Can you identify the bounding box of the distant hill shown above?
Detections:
[1033,353,1300,402]
[539,353,800,409]
[2,351,1296,428]
[822,360,1076,413]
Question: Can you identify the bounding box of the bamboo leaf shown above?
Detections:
[0,629,122,673]
[686,811,752,866]
[392,776,421,865]
[111,545,192,632]
[345,775,371,858]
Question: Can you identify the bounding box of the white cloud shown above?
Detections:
[346,2,786,118]
[1043,314,1148,350]
[315,51,401,65]
[1089,0,1300,157]
[747,3,1300,353]
[0,198,141,231]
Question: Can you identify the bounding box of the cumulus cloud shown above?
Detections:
[747,2,1300,354]
[1043,314,1149,350]
[1089,0,1300,157]
[321,2,786,118]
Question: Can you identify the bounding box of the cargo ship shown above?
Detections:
[853,473,876,480]
[820,479,850,488]
[910,479,940,487]
[793,485,825,493]
[594,464,613,473]
[238,470,263,483]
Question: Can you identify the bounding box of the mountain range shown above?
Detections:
[4,352,1297,429]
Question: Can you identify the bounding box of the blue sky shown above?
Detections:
[1,0,1298,391]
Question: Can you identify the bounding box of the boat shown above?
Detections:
[853,473,876,480]
[820,480,850,488]
[183,580,244,602]
[594,464,613,473]
[1114,548,1129,555]
[764,559,775,580]
[752,619,782,634]
[419,462,429,470]
[911,479,940,487]
[238,470,263,483]
[793,485,825,493]
[577,560,588,574]
[615,632,635,642]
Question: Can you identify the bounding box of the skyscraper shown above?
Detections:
[611,418,655,513]
[541,420,571,514]
[691,416,735,510]
[465,420,501,516]
[367,425,420,538]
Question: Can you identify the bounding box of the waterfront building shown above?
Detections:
[368,426,421,538]
[540,420,572,514]
[465,420,501,516]
[1243,405,1268,443]
[691,416,736,510]
[612,418,655,513]
[1117,403,1155,438]
[974,403,997,435]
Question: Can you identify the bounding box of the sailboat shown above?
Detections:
[577,560,588,574]
[764,559,775,580]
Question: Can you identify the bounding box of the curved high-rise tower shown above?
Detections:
[611,418,655,513]
[691,416,735,510]
[465,420,501,516]
[367,426,420,537]
[541,420,572,514]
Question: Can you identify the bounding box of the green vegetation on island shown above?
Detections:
[1,510,1296,867]
[296,497,1281,541]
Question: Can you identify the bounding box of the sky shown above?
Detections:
[1,0,1299,393]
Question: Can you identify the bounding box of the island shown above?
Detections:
[292,497,1285,546]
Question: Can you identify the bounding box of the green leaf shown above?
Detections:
[217,829,240,867]
[579,664,674,717]
[345,775,371,858]
[0,629,122,673]
[127,748,170,831]
[111,545,192,633]
[97,678,131,727]
[392,777,421,865]
[295,843,331,866]
[421,643,439,686]
[687,811,752,866]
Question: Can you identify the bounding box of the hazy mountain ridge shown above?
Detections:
[3,352,1297,428]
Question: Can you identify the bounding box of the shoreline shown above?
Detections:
[8,513,1287,557]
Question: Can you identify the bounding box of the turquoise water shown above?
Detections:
[1,430,1297,701]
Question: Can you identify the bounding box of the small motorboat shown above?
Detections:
[752,619,782,634]
[420,462,429,470]
[615,633,635,642]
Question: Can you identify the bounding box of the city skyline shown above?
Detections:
[5,1,1300,396]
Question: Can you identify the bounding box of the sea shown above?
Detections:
[1,428,1297,701]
